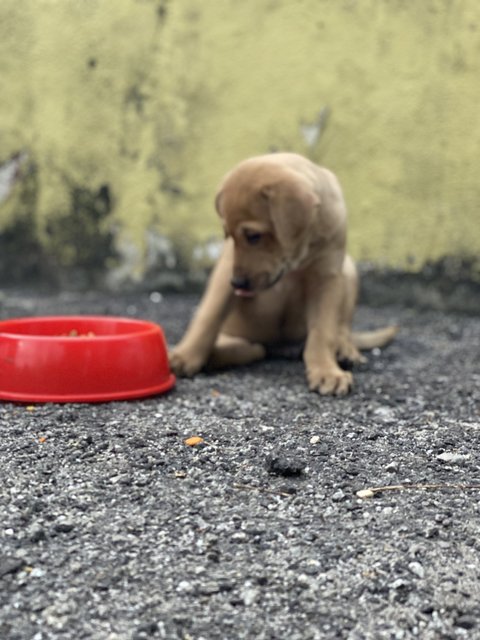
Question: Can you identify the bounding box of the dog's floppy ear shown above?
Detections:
[261,179,320,247]
[214,189,224,217]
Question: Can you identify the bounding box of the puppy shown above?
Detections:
[169,152,397,395]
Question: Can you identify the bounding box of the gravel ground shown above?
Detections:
[1,289,479,640]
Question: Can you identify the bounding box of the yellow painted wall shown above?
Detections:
[1,0,479,286]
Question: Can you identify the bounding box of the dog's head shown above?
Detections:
[215,159,325,297]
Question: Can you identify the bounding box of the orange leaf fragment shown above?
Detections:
[184,436,204,447]
[39,436,47,444]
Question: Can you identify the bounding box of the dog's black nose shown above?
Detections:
[231,275,251,291]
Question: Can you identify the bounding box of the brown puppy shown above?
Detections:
[169,153,397,395]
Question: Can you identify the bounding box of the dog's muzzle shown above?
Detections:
[231,269,285,297]
[231,275,256,297]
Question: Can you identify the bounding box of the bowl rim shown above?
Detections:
[0,315,163,341]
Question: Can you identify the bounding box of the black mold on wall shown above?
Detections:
[0,214,47,286]
[0,159,120,290]
[45,183,120,289]
[0,162,51,286]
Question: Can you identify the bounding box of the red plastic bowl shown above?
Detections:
[0,316,175,403]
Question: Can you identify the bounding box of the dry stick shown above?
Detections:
[361,482,480,496]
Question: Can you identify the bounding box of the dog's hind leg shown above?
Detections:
[207,333,266,370]
[336,255,366,364]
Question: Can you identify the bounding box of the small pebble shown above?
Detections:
[241,586,259,606]
[198,581,221,596]
[408,561,425,579]
[230,531,249,543]
[390,578,409,590]
[176,580,195,594]
[436,451,470,463]
[357,489,375,499]
[0,557,24,578]
[385,461,399,472]
[54,521,75,534]
[455,615,476,630]
[149,291,163,303]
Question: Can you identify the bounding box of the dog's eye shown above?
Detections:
[244,231,262,246]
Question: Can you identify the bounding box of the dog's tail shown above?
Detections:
[352,326,399,350]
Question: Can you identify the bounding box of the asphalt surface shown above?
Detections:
[0,289,479,640]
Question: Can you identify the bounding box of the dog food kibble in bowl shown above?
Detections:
[0,316,175,403]
[63,330,96,337]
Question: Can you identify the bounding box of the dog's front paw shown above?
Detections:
[307,366,353,396]
[169,346,207,378]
